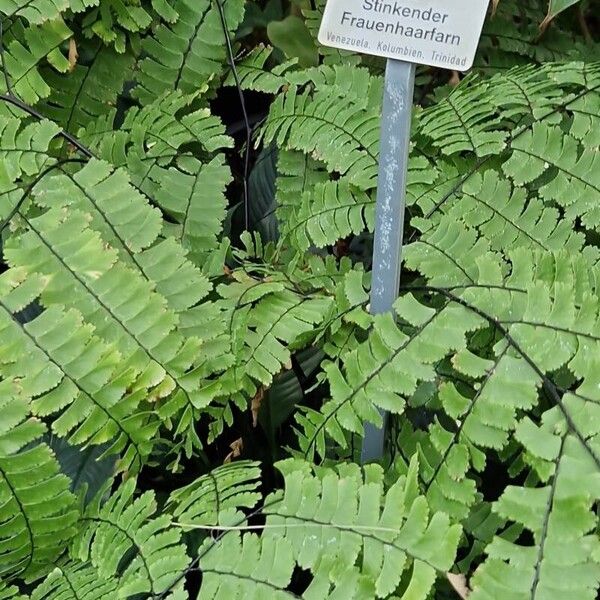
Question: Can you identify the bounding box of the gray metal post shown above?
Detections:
[361,59,416,464]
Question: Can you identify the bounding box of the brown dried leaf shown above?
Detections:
[68,38,78,72]
[447,573,471,599]
[251,386,265,428]
[224,438,243,463]
[449,70,461,87]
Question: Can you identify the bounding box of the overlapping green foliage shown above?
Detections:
[0,0,598,597]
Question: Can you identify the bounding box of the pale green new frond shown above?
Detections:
[471,431,600,600]
[0,268,157,470]
[134,0,246,105]
[169,461,262,526]
[209,275,334,421]
[71,478,190,597]
[40,46,134,132]
[0,388,79,581]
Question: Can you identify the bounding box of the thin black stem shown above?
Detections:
[214,0,252,231]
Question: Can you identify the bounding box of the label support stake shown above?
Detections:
[361,59,416,464]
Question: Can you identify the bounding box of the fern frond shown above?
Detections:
[0,582,24,600]
[419,83,506,157]
[504,123,600,229]
[283,180,374,251]
[399,240,600,519]
[223,45,297,93]
[476,0,593,69]
[231,290,333,391]
[0,0,70,23]
[169,461,262,526]
[33,159,163,254]
[275,149,328,225]
[296,296,482,460]
[40,45,133,132]
[197,458,461,598]
[0,386,79,580]
[0,116,59,181]
[262,85,380,191]
[0,267,157,470]
[134,0,246,105]
[443,171,583,253]
[81,92,233,260]
[154,154,232,258]
[5,208,215,432]
[471,430,600,599]
[29,563,119,599]
[2,19,71,103]
[71,478,190,597]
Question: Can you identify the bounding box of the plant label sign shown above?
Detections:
[318,0,490,70]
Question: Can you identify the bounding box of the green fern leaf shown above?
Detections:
[471,431,600,599]
[283,180,374,251]
[169,461,262,526]
[197,459,460,599]
[0,387,79,580]
[419,83,506,157]
[223,45,298,93]
[39,45,134,132]
[504,123,600,229]
[0,267,157,470]
[71,478,190,597]
[2,19,72,103]
[5,208,215,434]
[29,563,119,600]
[134,0,246,104]
[262,85,380,191]
[296,297,482,460]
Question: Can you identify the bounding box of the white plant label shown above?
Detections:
[318,0,490,70]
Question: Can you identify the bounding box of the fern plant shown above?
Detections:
[0,0,598,597]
